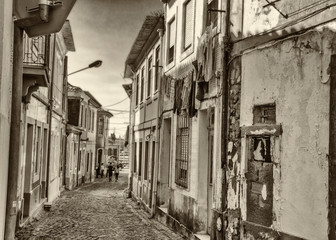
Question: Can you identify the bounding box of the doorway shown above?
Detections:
[23,124,34,218]
[207,110,215,234]
[159,118,171,208]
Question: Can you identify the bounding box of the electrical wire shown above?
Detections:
[103,97,129,107]
[233,3,336,44]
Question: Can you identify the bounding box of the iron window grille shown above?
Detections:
[175,115,190,188]
[23,32,48,67]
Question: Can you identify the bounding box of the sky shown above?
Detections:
[67,0,163,138]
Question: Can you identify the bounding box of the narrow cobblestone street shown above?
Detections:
[16,170,185,240]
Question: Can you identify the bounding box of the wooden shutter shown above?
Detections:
[184,0,193,49]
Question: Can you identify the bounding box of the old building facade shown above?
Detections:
[0,3,76,236]
[67,85,102,187]
[0,0,14,237]
[124,0,336,239]
[96,109,113,173]
[224,1,336,239]
[124,14,164,213]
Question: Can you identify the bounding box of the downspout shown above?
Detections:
[328,55,336,240]
[221,0,231,232]
[39,0,50,22]
[77,132,82,187]
[150,26,164,218]
[46,33,57,201]
[4,23,23,240]
[63,56,68,188]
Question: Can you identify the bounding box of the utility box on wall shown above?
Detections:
[14,0,76,37]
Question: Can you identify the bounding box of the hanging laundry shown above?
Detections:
[181,72,193,111]
[173,79,183,115]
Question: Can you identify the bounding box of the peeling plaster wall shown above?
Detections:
[0,0,13,238]
[239,29,334,239]
[242,0,330,37]
[226,57,242,240]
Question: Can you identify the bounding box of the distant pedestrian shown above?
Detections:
[115,165,120,182]
[95,165,99,178]
[100,163,105,178]
[108,162,113,182]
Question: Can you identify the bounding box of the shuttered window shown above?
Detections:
[141,67,145,102]
[168,18,175,64]
[175,115,190,188]
[147,57,152,97]
[183,0,193,50]
[154,46,160,91]
[135,74,139,106]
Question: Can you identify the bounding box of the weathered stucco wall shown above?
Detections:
[0,0,13,238]
[240,29,334,239]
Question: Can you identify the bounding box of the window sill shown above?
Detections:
[146,98,152,105]
[165,59,175,73]
[180,45,194,62]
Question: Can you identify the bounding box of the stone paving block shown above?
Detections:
[16,172,186,240]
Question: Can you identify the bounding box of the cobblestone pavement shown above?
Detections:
[16,170,185,240]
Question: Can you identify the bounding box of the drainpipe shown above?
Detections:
[328,55,336,240]
[39,0,50,22]
[77,132,82,187]
[150,27,164,218]
[46,33,57,201]
[4,23,23,240]
[221,0,231,233]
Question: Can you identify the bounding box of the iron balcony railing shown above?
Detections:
[23,32,48,67]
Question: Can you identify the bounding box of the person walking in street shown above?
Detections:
[100,163,105,178]
[115,165,120,182]
[108,162,113,182]
[95,165,100,178]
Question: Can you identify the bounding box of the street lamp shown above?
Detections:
[68,60,103,76]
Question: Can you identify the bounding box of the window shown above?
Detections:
[152,141,156,178]
[87,152,90,172]
[80,105,84,127]
[141,67,145,102]
[88,109,91,131]
[167,18,175,64]
[183,0,194,50]
[144,141,149,180]
[113,148,118,157]
[175,115,190,188]
[78,151,81,171]
[207,0,218,28]
[98,118,104,135]
[139,142,143,176]
[136,74,139,105]
[243,104,279,227]
[133,142,137,173]
[34,126,41,174]
[147,57,152,97]
[84,108,87,129]
[154,47,160,91]
[92,111,95,131]
[253,104,276,124]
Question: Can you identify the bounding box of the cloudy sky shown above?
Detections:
[67,0,163,137]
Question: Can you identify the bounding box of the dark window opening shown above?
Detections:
[139,142,143,176]
[253,104,276,124]
[147,57,152,97]
[154,47,160,91]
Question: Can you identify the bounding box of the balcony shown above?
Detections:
[22,32,50,103]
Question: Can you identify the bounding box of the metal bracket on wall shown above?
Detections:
[263,0,288,19]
